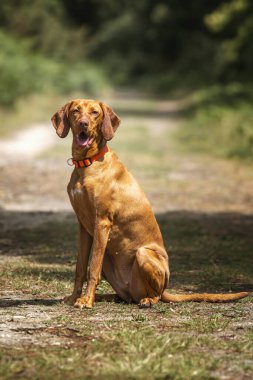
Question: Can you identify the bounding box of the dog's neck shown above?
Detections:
[71,144,109,169]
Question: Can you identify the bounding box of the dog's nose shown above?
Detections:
[78,119,89,129]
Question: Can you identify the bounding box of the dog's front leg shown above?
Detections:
[64,222,93,305]
[74,217,111,309]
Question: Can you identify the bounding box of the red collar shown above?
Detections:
[70,145,109,168]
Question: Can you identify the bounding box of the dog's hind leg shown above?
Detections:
[129,246,169,307]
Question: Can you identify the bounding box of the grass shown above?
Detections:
[0,305,252,380]
[0,331,222,380]
[176,85,253,161]
[0,212,252,379]
[0,309,252,380]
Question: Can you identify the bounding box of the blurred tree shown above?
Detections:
[0,0,253,104]
[0,0,106,106]
[0,0,86,61]
[60,0,224,84]
[205,0,253,82]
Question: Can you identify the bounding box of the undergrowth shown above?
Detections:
[176,84,253,161]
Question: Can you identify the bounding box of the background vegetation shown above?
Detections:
[0,0,253,158]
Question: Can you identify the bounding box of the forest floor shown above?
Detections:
[0,92,252,380]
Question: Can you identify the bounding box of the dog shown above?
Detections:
[51,99,248,308]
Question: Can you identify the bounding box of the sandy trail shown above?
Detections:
[0,123,56,164]
[0,121,72,213]
[0,96,252,215]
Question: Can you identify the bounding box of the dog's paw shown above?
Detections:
[74,296,94,309]
[138,297,159,308]
[138,298,152,308]
[63,294,79,305]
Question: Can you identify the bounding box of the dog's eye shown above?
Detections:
[72,108,80,114]
[91,110,99,117]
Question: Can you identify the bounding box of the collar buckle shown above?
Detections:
[67,158,74,166]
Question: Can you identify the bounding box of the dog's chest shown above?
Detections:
[68,176,97,234]
[69,181,85,198]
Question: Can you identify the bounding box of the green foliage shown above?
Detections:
[0,29,107,106]
[0,1,107,106]
[63,0,252,86]
[0,0,86,61]
[205,0,253,82]
[1,0,253,102]
[177,85,253,160]
[0,31,41,106]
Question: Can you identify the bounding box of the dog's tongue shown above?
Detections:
[77,133,94,147]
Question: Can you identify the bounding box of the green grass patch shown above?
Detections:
[0,323,252,380]
[176,85,253,161]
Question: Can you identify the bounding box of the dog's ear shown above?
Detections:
[100,103,121,141]
[51,102,71,138]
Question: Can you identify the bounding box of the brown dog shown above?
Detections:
[51,99,248,308]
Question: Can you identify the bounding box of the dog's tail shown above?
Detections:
[161,290,248,303]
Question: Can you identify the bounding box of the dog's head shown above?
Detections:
[51,99,121,158]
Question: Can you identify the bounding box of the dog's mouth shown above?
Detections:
[76,131,94,147]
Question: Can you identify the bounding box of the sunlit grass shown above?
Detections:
[176,86,253,161]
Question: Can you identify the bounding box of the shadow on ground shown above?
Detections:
[1,209,252,295]
[0,298,61,308]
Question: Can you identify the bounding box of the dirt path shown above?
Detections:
[1,97,252,214]
[0,93,252,379]
[0,123,56,164]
